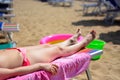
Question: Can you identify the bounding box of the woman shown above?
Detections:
[0,29,96,80]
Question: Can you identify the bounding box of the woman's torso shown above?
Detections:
[25,45,62,65]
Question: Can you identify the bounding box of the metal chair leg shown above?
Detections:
[7,32,13,41]
[86,68,92,80]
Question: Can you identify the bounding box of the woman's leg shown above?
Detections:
[25,29,81,50]
[54,29,81,47]
[24,29,81,50]
[58,30,96,57]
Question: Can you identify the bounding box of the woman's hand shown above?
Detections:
[41,63,59,75]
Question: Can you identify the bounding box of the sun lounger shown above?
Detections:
[0,0,13,13]
[103,0,120,24]
[0,12,15,22]
[81,0,103,15]
[48,0,73,7]
[8,48,103,80]
[0,22,19,41]
[0,0,13,4]
[0,0,14,22]
[6,33,105,80]
[0,7,13,12]
[0,12,15,17]
[0,41,16,50]
[0,22,19,32]
[81,0,120,24]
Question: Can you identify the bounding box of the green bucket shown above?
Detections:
[86,39,106,60]
[0,42,16,50]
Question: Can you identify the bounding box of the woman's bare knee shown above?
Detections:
[55,46,70,57]
[54,46,65,55]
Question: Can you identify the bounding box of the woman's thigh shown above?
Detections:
[0,49,23,68]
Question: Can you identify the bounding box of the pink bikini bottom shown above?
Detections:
[7,48,30,66]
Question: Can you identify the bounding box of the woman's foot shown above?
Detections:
[67,29,81,46]
[81,30,96,46]
[56,29,81,47]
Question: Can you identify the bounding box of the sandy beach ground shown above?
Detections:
[8,0,120,80]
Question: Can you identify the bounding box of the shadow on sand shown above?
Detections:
[34,0,47,2]
[99,30,120,44]
[72,19,120,27]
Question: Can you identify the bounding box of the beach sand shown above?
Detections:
[6,0,120,79]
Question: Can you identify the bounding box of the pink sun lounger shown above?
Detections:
[8,48,103,80]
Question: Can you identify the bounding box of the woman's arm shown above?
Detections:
[0,63,58,80]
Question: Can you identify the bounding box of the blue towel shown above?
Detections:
[0,12,3,16]
[0,22,3,30]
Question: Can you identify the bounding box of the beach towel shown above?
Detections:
[8,52,91,80]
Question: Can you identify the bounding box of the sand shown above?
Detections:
[6,0,120,80]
